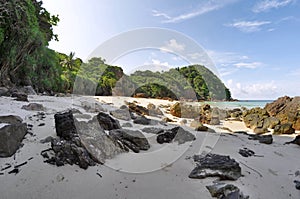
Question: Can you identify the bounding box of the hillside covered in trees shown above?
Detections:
[0,0,231,101]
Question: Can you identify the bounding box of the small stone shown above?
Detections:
[21,103,44,111]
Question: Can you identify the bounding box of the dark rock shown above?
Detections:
[285,135,300,145]
[95,112,121,130]
[75,119,127,164]
[157,130,175,144]
[8,168,19,175]
[239,148,255,157]
[173,126,196,144]
[294,180,300,190]
[43,137,96,169]
[189,153,242,180]
[0,87,9,96]
[122,122,133,128]
[54,110,77,140]
[157,126,195,145]
[162,117,174,123]
[109,129,150,153]
[248,134,273,144]
[133,115,151,125]
[273,123,295,135]
[195,124,209,132]
[11,92,28,102]
[142,127,164,134]
[234,131,249,135]
[0,115,22,124]
[110,109,131,121]
[21,103,45,111]
[40,136,54,144]
[128,102,149,115]
[206,183,249,199]
[0,123,27,157]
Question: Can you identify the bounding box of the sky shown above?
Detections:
[43,0,300,100]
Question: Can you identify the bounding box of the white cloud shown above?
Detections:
[234,62,262,69]
[150,59,171,67]
[160,39,185,53]
[226,20,271,32]
[253,0,294,13]
[152,0,236,23]
[226,79,279,99]
[287,68,300,76]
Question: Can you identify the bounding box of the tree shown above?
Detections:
[0,0,59,87]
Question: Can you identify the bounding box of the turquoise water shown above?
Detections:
[200,100,273,110]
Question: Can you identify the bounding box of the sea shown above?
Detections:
[199,100,274,110]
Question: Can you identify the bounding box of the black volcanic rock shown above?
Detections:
[54,110,77,140]
[95,112,121,130]
[157,126,195,145]
[189,153,242,180]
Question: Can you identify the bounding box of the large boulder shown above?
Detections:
[0,123,27,157]
[189,153,242,180]
[54,111,77,140]
[0,115,23,124]
[109,129,150,153]
[20,86,37,95]
[147,103,163,116]
[273,123,295,135]
[95,112,121,130]
[128,102,149,116]
[170,102,199,118]
[243,107,270,129]
[75,119,127,164]
[0,87,9,96]
[157,126,195,145]
[265,96,300,130]
[110,109,131,121]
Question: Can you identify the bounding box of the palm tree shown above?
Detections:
[60,52,76,70]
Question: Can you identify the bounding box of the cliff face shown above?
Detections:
[265,96,300,130]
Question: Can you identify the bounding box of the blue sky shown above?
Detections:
[43,0,300,99]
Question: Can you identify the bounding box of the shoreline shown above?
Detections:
[0,94,299,199]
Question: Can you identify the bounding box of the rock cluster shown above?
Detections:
[42,111,97,169]
[265,96,300,130]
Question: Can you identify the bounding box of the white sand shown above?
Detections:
[0,95,299,199]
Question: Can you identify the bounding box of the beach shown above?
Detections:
[0,94,299,199]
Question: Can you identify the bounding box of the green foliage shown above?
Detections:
[0,0,61,91]
[76,58,123,96]
[129,65,231,101]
